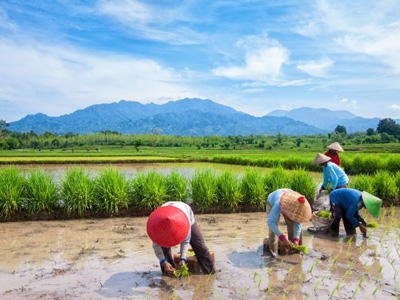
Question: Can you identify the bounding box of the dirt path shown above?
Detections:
[1,209,400,299]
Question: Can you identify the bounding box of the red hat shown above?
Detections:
[146,205,190,248]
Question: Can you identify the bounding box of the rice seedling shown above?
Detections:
[288,167,318,203]
[94,168,129,214]
[282,292,285,299]
[267,266,273,274]
[194,283,200,295]
[165,170,189,203]
[268,281,271,294]
[129,171,167,210]
[353,275,365,297]
[337,238,344,245]
[205,272,212,286]
[314,280,320,291]
[317,211,331,219]
[258,276,262,288]
[373,286,379,295]
[347,262,353,270]
[366,266,372,275]
[240,168,266,209]
[297,272,302,281]
[310,262,316,274]
[25,169,59,212]
[211,282,215,294]
[216,170,242,210]
[287,267,294,275]
[304,292,310,299]
[278,259,284,268]
[367,222,378,228]
[291,282,296,292]
[190,168,218,208]
[253,271,257,280]
[294,245,308,254]
[242,287,246,299]
[60,166,95,216]
[0,165,26,218]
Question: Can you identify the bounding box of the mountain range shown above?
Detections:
[8,98,397,136]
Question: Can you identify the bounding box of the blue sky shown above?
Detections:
[0,0,400,122]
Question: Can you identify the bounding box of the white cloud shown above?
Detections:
[213,34,290,83]
[340,98,348,103]
[0,37,199,121]
[390,104,400,110]
[297,58,333,77]
[97,0,203,45]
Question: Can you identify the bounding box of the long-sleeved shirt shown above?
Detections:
[322,161,349,190]
[330,189,365,227]
[324,150,341,167]
[267,189,302,240]
[153,201,195,262]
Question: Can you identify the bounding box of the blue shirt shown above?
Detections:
[267,189,302,240]
[330,189,365,227]
[322,161,349,190]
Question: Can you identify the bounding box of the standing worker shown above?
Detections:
[147,201,215,275]
[324,142,344,167]
[329,189,382,237]
[312,153,349,194]
[265,189,312,256]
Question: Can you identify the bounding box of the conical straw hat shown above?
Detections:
[147,205,190,248]
[362,191,382,218]
[327,142,344,152]
[280,191,312,223]
[312,153,331,165]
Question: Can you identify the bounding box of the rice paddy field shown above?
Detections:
[1,147,400,299]
[1,208,400,299]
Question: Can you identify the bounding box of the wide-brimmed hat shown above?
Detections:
[312,153,331,165]
[327,142,344,152]
[362,191,382,218]
[280,191,312,223]
[146,205,190,248]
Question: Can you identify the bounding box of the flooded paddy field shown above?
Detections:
[1,209,400,299]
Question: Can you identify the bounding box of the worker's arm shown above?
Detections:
[346,203,361,228]
[267,203,284,239]
[327,164,339,190]
[293,223,302,245]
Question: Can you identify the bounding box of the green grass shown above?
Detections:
[25,169,59,212]
[165,170,189,203]
[0,165,26,218]
[241,168,267,208]
[216,170,242,210]
[190,168,218,208]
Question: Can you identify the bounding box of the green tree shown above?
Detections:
[0,120,10,152]
[295,137,303,147]
[150,128,161,151]
[377,118,400,138]
[275,131,283,145]
[335,125,347,135]
[134,139,144,152]
[366,128,375,136]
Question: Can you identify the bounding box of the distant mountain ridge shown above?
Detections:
[9,98,325,136]
[9,98,397,136]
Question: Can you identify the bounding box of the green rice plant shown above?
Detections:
[349,174,375,194]
[294,245,308,254]
[367,222,378,228]
[264,166,289,195]
[190,168,218,208]
[60,167,95,216]
[373,170,398,206]
[373,286,378,295]
[165,170,189,203]
[240,168,266,208]
[173,264,190,278]
[310,262,316,274]
[25,169,59,212]
[395,171,400,195]
[259,276,262,288]
[288,167,318,204]
[216,170,242,209]
[0,165,26,218]
[129,171,167,210]
[94,168,129,214]
[317,211,331,219]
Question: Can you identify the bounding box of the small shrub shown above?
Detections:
[241,168,266,208]
[94,167,129,214]
[216,170,242,210]
[129,171,167,210]
[60,167,95,216]
[349,174,375,194]
[190,168,218,208]
[165,170,189,203]
[25,169,59,212]
[0,165,26,218]
[373,171,398,206]
[264,165,289,195]
[288,168,318,204]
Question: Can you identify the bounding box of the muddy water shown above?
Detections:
[1,208,399,300]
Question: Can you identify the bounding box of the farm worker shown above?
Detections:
[329,189,382,237]
[265,189,312,256]
[147,201,215,275]
[324,142,344,167]
[312,153,349,194]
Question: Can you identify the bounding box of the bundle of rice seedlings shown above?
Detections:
[294,245,308,254]
[366,222,378,229]
[173,264,190,278]
[318,210,331,219]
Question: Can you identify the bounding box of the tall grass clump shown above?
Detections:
[394,171,400,195]
[0,165,26,218]
[386,156,400,174]
[130,171,167,210]
[25,169,59,213]
[264,165,289,195]
[190,168,218,208]
[349,174,375,194]
[216,170,242,210]
[373,171,398,206]
[94,168,129,214]
[288,168,318,203]
[241,168,266,208]
[60,167,95,216]
[165,170,189,203]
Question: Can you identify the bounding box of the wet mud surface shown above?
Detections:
[1,208,400,299]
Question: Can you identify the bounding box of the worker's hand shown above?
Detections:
[359,224,367,237]
[178,259,186,268]
[361,220,367,226]
[281,238,291,248]
[292,240,299,247]
[162,261,176,275]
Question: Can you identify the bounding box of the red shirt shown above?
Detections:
[324,150,341,167]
